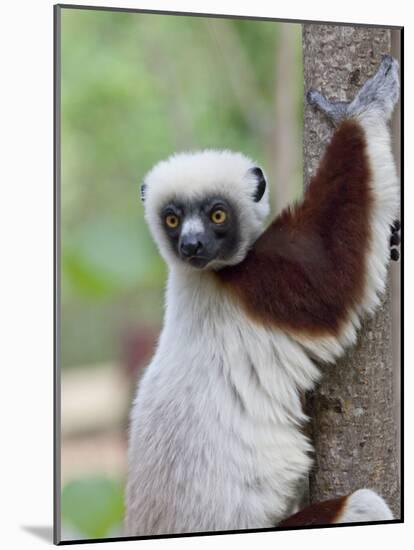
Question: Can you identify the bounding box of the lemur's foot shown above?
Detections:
[390,220,401,262]
[307,55,400,123]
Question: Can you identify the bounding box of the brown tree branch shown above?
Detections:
[303,24,400,518]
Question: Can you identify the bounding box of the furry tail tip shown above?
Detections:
[337,489,394,523]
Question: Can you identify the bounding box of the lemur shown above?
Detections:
[126,55,400,535]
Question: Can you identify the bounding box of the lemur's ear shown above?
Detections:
[140,183,147,203]
[249,167,266,202]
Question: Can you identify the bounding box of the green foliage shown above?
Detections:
[63,216,164,298]
[60,8,302,368]
[61,476,124,539]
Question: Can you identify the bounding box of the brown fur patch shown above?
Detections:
[279,495,348,527]
[216,119,373,338]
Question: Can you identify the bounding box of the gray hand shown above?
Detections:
[306,55,400,123]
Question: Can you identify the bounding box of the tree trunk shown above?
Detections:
[303,24,400,518]
[270,23,302,216]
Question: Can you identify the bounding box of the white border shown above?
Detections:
[1,1,412,548]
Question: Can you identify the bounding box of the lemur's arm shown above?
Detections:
[217,56,400,362]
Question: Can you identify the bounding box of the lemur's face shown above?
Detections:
[141,151,270,270]
[159,194,240,269]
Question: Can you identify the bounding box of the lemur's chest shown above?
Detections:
[160,273,318,429]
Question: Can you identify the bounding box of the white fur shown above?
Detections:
[336,489,393,523]
[127,150,317,533]
[181,215,204,236]
[126,109,398,534]
[126,270,319,534]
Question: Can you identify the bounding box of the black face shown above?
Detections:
[160,195,240,268]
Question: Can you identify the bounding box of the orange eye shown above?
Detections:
[211,209,227,224]
[165,214,180,228]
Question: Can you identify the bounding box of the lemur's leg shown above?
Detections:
[279,489,393,527]
[307,55,401,263]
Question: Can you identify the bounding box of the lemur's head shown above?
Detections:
[141,150,270,270]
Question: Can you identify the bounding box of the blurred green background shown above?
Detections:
[60,6,303,541]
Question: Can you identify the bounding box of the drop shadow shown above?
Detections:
[21,525,54,543]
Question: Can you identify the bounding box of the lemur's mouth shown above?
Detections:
[186,256,211,269]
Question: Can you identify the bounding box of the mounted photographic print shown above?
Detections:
[54,4,403,544]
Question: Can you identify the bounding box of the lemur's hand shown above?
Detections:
[390,220,401,262]
[307,55,400,123]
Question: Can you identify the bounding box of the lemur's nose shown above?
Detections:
[180,234,203,257]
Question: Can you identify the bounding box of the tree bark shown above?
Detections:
[303,24,400,518]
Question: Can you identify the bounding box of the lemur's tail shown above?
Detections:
[279,489,393,527]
